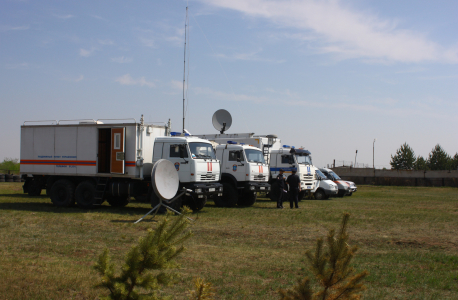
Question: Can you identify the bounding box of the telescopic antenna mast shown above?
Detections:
[182,7,188,133]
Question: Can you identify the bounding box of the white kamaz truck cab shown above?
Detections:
[214,141,270,207]
[151,132,223,210]
[268,146,316,201]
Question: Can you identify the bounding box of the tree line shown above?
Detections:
[0,158,20,173]
[390,143,458,171]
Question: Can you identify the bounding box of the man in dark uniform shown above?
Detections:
[276,169,286,208]
[286,168,301,209]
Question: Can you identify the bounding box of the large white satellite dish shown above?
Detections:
[212,109,232,134]
[151,159,179,200]
[135,159,193,223]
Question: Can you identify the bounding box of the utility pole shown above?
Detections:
[373,139,376,169]
[354,150,358,168]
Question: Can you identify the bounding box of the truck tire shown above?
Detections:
[13,175,21,182]
[238,191,257,207]
[0,174,4,182]
[28,178,43,196]
[314,189,326,200]
[75,181,98,209]
[50,179,75,207]
[185,194,205,211]
[214,182,238,207]
[269,181,280,202]
[6,174,14,182]
[46,177,56,197]
[107,195,130,207]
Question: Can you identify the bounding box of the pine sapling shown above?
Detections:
[279,213,368,300]
[187,277,215,300]
[94,208,193,300]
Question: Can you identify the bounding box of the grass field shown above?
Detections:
[1,183,457,300]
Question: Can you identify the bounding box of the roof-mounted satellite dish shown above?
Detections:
[212,109,232,134]
[151,159,179,200]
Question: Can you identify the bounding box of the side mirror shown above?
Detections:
[236,158,241,162]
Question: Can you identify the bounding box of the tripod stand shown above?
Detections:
[134,188,194,224]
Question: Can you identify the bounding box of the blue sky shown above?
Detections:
[1,0,457,168]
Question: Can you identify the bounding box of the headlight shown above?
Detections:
[195,189,202,193]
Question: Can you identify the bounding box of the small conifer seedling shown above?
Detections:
[279,213,368,300]
[94,208,193,300]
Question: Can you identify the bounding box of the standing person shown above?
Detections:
[276,169,286,208]
[286,168,301,209]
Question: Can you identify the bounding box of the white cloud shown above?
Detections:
[98,39,114,45]
[0,25,29,31]
[111,56,133,63]
[5,62,29,69]
[54,14,74,19]
[199,0,458,63]
[79,47,97,57]
[193,86,268,103]
[116,74,156,87]
[216,50,285,63]
[139,37,155,48]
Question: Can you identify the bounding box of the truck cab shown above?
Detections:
[152,133,223,210]
[269,146,316,201]
[214,142,270,207]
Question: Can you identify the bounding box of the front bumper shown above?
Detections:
[324,188,339,196]
[243,181,271,192]
[182,182,223,198]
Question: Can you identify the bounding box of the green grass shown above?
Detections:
[1,183,457,299]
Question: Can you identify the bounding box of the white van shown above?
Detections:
[314,169,338,200]
[319,168,352,197]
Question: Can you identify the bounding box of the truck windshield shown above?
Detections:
[189,143,216,159]
[244,149,265,163]
[295,155,312,165]
[329,171,341,180]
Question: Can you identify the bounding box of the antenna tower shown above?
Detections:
[182,7,188,133]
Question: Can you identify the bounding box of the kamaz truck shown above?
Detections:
[212,141,270,207]
[20,116,222,210]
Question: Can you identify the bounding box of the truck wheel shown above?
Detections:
[107,195,130,207]
[314,189,326,200]
[238,191,257,207]
[269,182,280,202]
[185,194,206,211]
[50,179,75,207]
[46,177,56,196]
[75,181,97,209]
[214,183,238,207]
[28,178,42,196]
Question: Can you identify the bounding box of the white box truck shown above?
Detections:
[20,117,222,210]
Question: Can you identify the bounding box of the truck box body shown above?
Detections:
[20,121,167,179]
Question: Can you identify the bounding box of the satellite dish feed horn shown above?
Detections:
[212,109,232,134]
[134,159,193,223]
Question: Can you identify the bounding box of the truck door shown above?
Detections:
[111,127,125,174]
[166,143,190,182]
[280,154,294,174]
[227,149,245,181]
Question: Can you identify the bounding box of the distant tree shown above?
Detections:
[427,144,451,170]
[0,158,20,172]
[390,143,415,170]
[413,156,428,171]
[450,153,458,170]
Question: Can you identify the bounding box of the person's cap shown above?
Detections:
[291,168,297,172]
[279,168,284,172]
